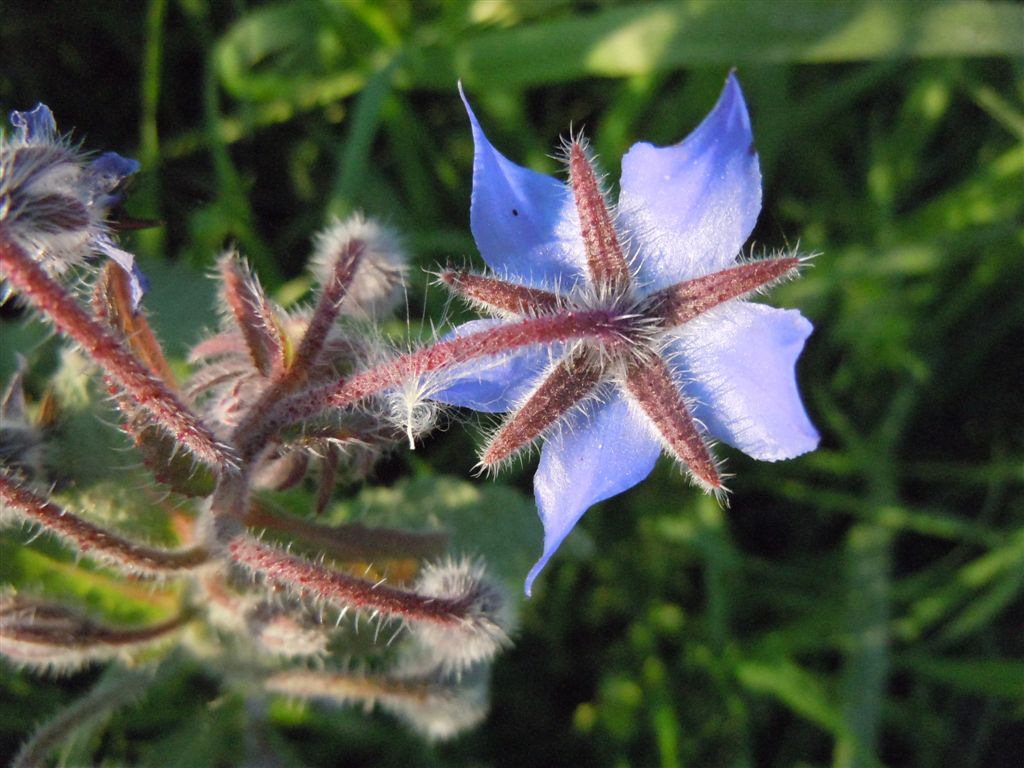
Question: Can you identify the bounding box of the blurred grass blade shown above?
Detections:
[735,657,846,736]
[835,524,892,768]
[409,1,1024,89]
[328,56,401,217]
[897,655,1024,699]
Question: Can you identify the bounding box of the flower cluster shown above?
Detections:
[0,73,817,760]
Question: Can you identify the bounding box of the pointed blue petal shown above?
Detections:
[461,86,586,289]
[619,73,762,293]
[526,391,661,595]
[10,104,57,142]
[667,303,819,461]
[429,320,561,413]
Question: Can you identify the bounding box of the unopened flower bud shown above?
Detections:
[310,214,407,319]
[406,558,511,674]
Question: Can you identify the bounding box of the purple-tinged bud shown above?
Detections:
[1,104,145,305]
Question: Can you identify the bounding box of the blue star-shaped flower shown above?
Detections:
[437,74,819,595]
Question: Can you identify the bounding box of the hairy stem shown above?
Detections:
[234,309,624,459]
[230,535,472,627]
[284,238,363,386]
[0,472,210,574]
[569,141,631,291]
[440,269,559,315]
[0,228,232,470]
[13,666,155,768]
[651,257,799,327]
[266,668,449,704]
[625,355,722,492]
[1,597,191,672]
[244,503,449,562]
[481,351,599,467]
[219,254,284,377]
[228,240,365,464]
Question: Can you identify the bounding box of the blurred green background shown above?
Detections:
[1,1,1022,766]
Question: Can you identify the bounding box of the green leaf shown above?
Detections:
[323,475,542,588]
[408,1,1024,89]
[0,539,180,624]
[735,657,845,737]
[214,0,368,104]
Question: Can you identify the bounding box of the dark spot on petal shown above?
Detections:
[511,208,519,216]
[748,141,756,156]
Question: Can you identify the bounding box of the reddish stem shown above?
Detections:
[440,269,559,315]
[569,141,631,290]
[0,472,210,574]
[481,351,599,466]
[3,604,190,649]
[0,228,232,470]
[625,356,722,492]
[230,535,471,627]
[229,240,365,457]
[284,238,364,386]
[234,309,624,458]
[220,255,284,377]
[243,503,449,562]
[331,309,620,406]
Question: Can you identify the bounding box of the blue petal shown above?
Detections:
[85,152,141,210]
[10,104,57,142]
[667,303,819,461]
[429,320,559,413]
[526,391,661,595]
[461,85,586,289]
[618,73,762,293]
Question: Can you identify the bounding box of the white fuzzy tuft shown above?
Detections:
[310,214,408,319]
[385,666,490,741]
[406,558,512,674]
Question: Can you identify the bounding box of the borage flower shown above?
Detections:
[0,104,145,305]
[437,74,819,594]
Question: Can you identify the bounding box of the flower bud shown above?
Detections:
[406,558,512,674]
[1,104,145,305]
[310,214,407,319]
